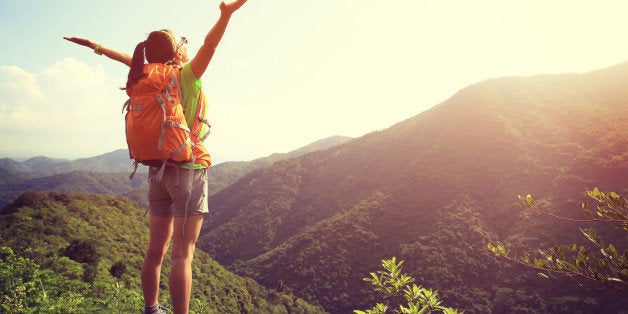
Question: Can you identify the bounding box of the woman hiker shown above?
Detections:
[64,1,248,313]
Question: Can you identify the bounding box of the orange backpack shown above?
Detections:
[124,63,193,175]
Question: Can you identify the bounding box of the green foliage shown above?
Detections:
[355,257,460,314]
[0,191,325,313]
[0,245,99,313]
[62,238,101,282]
[232,192,390,313]
[582,188,628,230]
[109,261,127,279]
[489,188,628,294]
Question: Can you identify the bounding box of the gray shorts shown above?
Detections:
[148,166,209,217]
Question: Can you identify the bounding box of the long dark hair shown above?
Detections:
[126,29,178,89]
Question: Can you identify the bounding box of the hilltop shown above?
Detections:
[0,190,325,313]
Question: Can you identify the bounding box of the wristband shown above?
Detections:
[94,44,103,55]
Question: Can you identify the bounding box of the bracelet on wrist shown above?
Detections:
[94,44,103,55]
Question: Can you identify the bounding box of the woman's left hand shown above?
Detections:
[63,37,95,49]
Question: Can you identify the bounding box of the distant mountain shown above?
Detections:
[0,150,138,179]
[198,62,628,313]
[0,158,33,174]
[282,135,354,159]
[0,156,68,185]
[0,162,22,185]
[0,170,148,208]
[0,136,351,209]
[21,156,70,171]
[39,149,140,176]
[207,135,352,194]
[0,191,325,313]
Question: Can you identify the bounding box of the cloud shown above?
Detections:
[0,59,128,158]
[0,66,46,129]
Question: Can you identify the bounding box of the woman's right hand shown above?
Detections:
[63,37,95,49]
[220,0,247,15]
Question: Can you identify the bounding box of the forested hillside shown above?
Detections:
[199,62,628,312]
[0,191,324,313]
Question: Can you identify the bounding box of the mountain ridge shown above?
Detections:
[0,136,353,208]
[199,62,628,312]
[207,135,352,194]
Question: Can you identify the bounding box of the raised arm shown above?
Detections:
[189,0,247,79]
[64,37,132,67]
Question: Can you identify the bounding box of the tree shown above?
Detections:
[354,257,461,314]
[488,188,628,294]
[62,238,100,282]
[109,261,127,279]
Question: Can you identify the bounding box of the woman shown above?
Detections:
[65,1,247,313]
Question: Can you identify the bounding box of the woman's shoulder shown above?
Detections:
[180,63,202,89]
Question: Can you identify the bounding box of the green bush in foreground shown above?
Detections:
[355,257,461,314]
[488,188,627,295]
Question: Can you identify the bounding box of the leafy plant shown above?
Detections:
[488,188,627,294]
[355,257,461,314]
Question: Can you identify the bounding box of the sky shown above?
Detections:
[1,1,627,164]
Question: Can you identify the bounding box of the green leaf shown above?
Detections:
[570,244,577,253]
[582,228,599,244]
[582,207,594,219]
[563,261,578,272]
[607,244,618,259]
[534,258,544,268]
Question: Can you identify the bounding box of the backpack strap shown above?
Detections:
[188,87,211,142]
[196,116,212,141]
[122,98,131,114]
[154,72,189,151]
[129,160,139,180]
[181,153,196,237]
[164,72,180,104]
[164,119,190,131]
[153,161,168,181]
[155,93,168,151]
[167,137,192,161]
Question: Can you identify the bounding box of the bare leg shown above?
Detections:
[169,214,204,314]
[141,215,174,307]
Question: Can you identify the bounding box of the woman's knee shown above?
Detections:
[171,244,196,262]
[145,243,169,263]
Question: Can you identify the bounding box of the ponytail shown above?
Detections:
[126,30,178,89]
[126,41,146,89]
